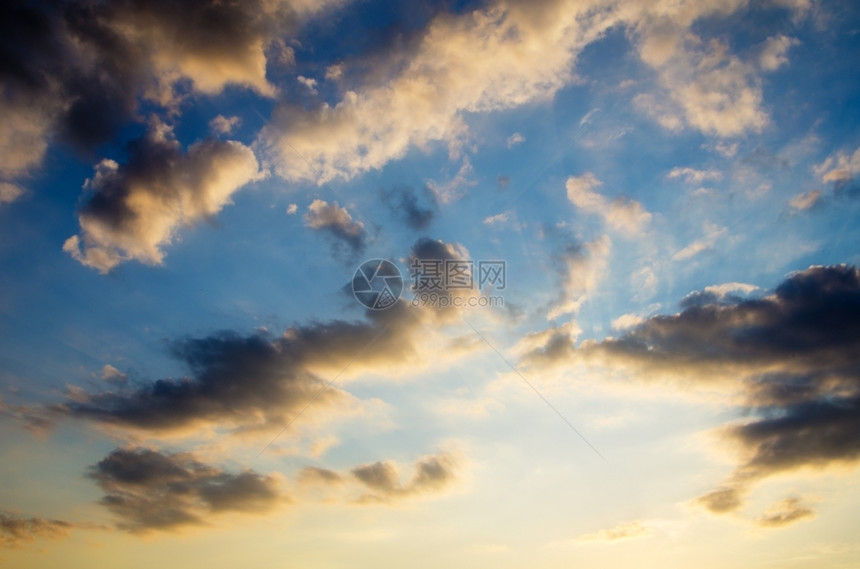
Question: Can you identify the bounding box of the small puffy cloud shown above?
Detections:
[304,199,367,256]
[286,203,298,215]
[297,75,318,93]
[815,146,860,191]
[506,132,525,148]
[302,451,461,503]
[789,190,822,211]
[565,174,651,236]
[88,447,284,532]
[758,35,799,71]
[101,364,127,385]
[576,521,651,543]
[611,313,644,330]
[0,511,74,549]
[64,120,263,273]
[754,498,815,528]
[0,182,24,205]
[209,115,241,135]
[380,186,436,230]
[694,486,744,514]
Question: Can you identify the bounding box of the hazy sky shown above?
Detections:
[2,0,860,567]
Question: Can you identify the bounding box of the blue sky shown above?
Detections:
[2,0,860,567]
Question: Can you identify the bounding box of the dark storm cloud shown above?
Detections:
[519,265,860,517]
[0,0,283,165]
[380,186,436,230]
[89,447,283,532]
[0,511,74,549]
[54,303,421,434]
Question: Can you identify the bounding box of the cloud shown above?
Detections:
[260,0,617,184]
[758,35,799,71]
[101,364,128,385]
[506,132,525,148]
[815,145,860,194]
[0,182,24,205]
[0,0,314,194]
[88,447,284,532]
[520,265,860,514]
[546,234,611,321]
[63,120,263,273]
[0,511,74,549]
[623,0,808,137]
[668,167,722,184]
[754,498,815,528]
[300,451,460,503]
[789,190,823,211]
[576,521,651,543]
[611,313,645,330]
[51,303,423,435]
[304,199,367,257]
[566,173,651,236]
[380,186,436,230]
[210,115,241,135]
[672,222,726,261]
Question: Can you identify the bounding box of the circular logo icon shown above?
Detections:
[352,259,403,310]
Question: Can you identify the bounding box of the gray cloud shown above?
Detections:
[520,265,860,517]
[0,511,74,549]
[52,303,421,434]
[300,451,460,504]
[89,447,283,532]
[380,185,436,230]
[754,498,815,528]
[304,199,368,259]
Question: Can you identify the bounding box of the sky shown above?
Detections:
[1,0,860,567]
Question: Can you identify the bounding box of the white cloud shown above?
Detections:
[0,182,24,205]
[668,166,723,184]
[815,146,860,183]
[789,190,822,211]
[506,132,525,148]
[64,121,263,273]
[758,35,799,71]
[611,313,644,330]
[566,173,651,236]
[209,115,241,135]
[548,235,611,320]
[672,222,727,261]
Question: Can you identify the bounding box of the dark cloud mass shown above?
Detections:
[0,0,282,170]
[55,303,421,433]
[521,265,860,515]
[89,447,283,532]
